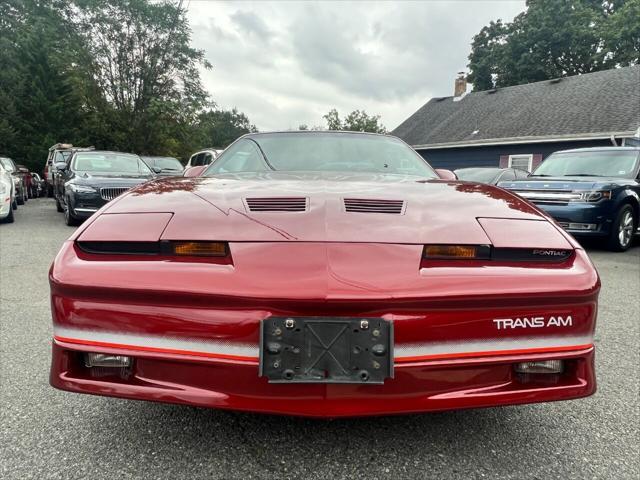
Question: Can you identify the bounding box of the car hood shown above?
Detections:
[499,176,635,190]
[72,173,154,186]
[82,171,564,246]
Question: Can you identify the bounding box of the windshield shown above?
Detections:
[532,151,639,178]
[55,151,72,163]
[73,152,152,175]
[0,158,16,172]
[204,133,437,178]
[455,168,501,183]
[143,156,183,171]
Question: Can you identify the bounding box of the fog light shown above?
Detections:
[85,353,132,368]
[514,360,563,374]
[567,223,597,231]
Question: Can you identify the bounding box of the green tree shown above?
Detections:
[0,0,88,171]
[192,108,257,150]
[71,0,211,154]
[0,0,258,169]
[468,0,640,91]
[322,109,387,133]
[601,0,640,66]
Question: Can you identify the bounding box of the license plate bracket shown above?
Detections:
[260,317,393,384]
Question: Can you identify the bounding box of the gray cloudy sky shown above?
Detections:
[186,1,526,131]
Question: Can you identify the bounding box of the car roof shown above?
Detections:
[49,143,74,151]
[455,167,504,171]
[73,150,138,156]
[555,146,640,153]
[243,130,394,139]
[191,149,222,154]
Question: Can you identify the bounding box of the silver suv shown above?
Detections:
[186,149,224,169]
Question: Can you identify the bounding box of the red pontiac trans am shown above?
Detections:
[49,131,599,417]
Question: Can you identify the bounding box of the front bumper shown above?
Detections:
[49,241,599,417]
[68,193,107,218]
[533,202,615,237]
[50,340,595,417]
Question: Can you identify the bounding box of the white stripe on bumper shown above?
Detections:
[53,326,593,364]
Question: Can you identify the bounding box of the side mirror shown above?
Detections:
[435,169,457,180]
[54,162,68,171]
[152,166,162,174]
[183,165,206,178]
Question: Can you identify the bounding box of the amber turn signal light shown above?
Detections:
[171,241,227,257]
[423,244,490,259]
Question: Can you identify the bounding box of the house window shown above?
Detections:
[508,154,533,172]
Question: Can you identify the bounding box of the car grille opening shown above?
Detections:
[100,187,131,201]
[343,198,405,214]
[513,190,581,206]
[245,197,308,212]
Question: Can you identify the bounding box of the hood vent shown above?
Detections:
[344,198,405,214]
[246,197,308,212]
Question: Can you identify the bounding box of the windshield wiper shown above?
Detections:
[567,174,603,177]
[528,174,552,177]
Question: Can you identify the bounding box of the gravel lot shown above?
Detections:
[1,199,639,480]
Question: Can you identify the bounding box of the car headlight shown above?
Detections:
[578,190,611,202]
[68,184,97,193]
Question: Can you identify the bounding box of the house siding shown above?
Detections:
[418,139,612,171]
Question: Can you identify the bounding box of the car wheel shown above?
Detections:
[55,196,64,212]
[17,192,24,205]
[47,185,54,197]
[64,200,80,226]
[607,204,636,252]
[12,198,17,210]
[2,205,15,223]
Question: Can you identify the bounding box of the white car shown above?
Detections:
[0,163,16,223]
[185,148,224,169]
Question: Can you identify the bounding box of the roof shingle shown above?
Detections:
[392,66,640,148]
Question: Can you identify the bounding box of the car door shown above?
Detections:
[45,151,54,182]
[55,152,73,199]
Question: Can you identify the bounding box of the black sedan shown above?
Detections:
[140,156,184,176]
[55,150,155,226]
[454,167,529,185]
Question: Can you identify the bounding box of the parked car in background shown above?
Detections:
[185,148,224,168]
[31,173,45,197]
[141,156,184,176]
[16,165,34,200]
[45,144,75,197]
[455,167,529,185]
[0,157,27,205]
[52,147,95,212]
[54,150,155,225]
[0,162,16,223]
[500,147,640,251]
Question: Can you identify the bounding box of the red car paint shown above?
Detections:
[49,139,599,418]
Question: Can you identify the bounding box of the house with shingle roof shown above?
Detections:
[392,66,640,172]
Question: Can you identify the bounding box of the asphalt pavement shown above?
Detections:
[1,199,639,479]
